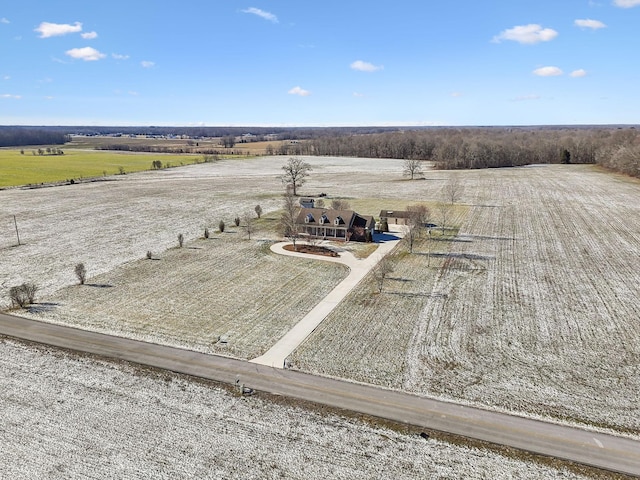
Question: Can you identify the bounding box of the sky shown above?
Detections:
[1,0,640,126]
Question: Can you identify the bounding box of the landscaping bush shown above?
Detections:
[9,282,38,308]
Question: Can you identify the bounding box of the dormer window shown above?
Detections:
[334,216,342,226]
[305,213,314,223]
[319,214,329,225]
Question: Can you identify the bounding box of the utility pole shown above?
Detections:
[13,215,21,246]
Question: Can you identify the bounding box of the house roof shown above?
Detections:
[379,210,410,218]
[296,208,356,227]
[353,214,375,229]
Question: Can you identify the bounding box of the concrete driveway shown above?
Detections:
[251,229,404,368]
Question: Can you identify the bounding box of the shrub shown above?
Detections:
[234,216,240,227]
[9,283,37,308]
[219,220,225,233]
[75,263,87,285]
[204,227,210,239]
[146,250,153,260]
[255,205,263,219]
[23,282,38,304]
[178,233,184,248]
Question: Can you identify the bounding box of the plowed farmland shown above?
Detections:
[0,339,596,479]
[2,156,639,435]
[291,165,640,434]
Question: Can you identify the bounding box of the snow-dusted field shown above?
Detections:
[2,156,640,437]
[19,235,348,359]
[0,338,597,479]
[0,156,401,300]
[292,164,640,434]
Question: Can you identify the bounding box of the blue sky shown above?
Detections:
[1,1,639,126]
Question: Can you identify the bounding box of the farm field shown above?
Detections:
[0,148,210,188]
[67,134,285,155]
[0,338,604,480]
[21,235,348,359]
[2,155,639,437]
[291,164,640,434]
[0,135,288,188]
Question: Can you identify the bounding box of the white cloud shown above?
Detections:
[1,18,9,24]
[352,92,365,97]
[574,19,607,29]
[613,0,640,7]
[492,24,558,44]
[450,92,463,98]
[242,7,278,23]
[112,53,130,60]
[570,69,588,77]
[65,47,106,61]
[1,94,21,99]
[350,60,383,72]
[288,86,310,96]
[128,91,139,96]
[35,21,82,38]
[81,31,98,39]
[3,75,10,80]
[141,61,155,68]
[533,66,563,76]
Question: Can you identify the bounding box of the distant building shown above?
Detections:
[299,198,315,209]
[295,208,375,242]
[379,210,411,225]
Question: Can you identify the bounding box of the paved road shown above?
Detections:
[252,232,403,367]
[1,313,639,476]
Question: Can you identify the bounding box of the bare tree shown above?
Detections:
[254,204,263,219]
[242,213,256,240]
[74,263,87,285]
[281,157,312,196]
[403,204,430,253]
[406,203,431,227]
[373,255,395,293]
[444,175,463,205]
[402,159,424,180]
[278,193,301,251]
[403,222,420,253]
[221,135,236,148]
[330,199,351,210]
[436,201,453,235]
[178,233,184,247]
[435,177,461,236]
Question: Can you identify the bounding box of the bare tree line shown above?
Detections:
[301,127,640,177]
[0,128,69,147]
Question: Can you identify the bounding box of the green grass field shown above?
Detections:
[0,149,204,187]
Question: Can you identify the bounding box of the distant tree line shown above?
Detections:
[0,128,70,147]
[30,125,401,140]
[298,126,640,178]
[94,144,252,156]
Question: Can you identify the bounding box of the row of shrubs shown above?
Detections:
[6,206,265,309]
